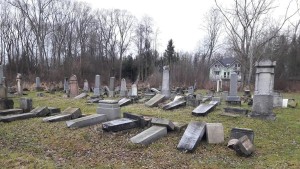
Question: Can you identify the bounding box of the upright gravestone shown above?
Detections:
[161,66,170,99]
[109,77,115,97]
[16,73,23,96]
[131,84,138,97]
[69,75,79,98]
[120,78,127,97]
[83,79,89,92]
[250,60,276,120]
[0,65,3,85]
[35,77,42,91]
[229,72,238,96]
[64,77,69,93]
[94,75,101,97]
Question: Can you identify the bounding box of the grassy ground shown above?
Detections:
[0,91,299,169]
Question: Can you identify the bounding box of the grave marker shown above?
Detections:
[130,126,167,145]
[66,114,107,128]
[69,75,79,98]
[120,78,127,97]
[161,66,170,98]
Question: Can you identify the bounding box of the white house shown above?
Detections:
[209,57,242,81]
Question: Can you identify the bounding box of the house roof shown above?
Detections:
[211,57,238,68]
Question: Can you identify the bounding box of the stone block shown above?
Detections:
[96,100,120,121]
[19,97,32,112]
[250,95,275,120]
[232,135,255,157]
[102,118,137,132]
[230,128,254,143]
[118,98,132,107]
[123,112,146,128]
[192,104,215,116]
[145,94,165,107]
[0,109,23,116]
[31,106,50,117]
[66,114,107,128]
[43,107,81,122]
[177,121,206,152]
[206,123,224,144]
[173,122,187,132]
[48,107,61,115]
[0,113,36,122]
[130,126,167,145]
[151,117,175,131]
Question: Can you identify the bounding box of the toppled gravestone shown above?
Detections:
[228,135,255,157]
[0,107,50,122]
[151,117,175,131]
[43,107,81,122]
[74,93,87,99]
[130,126,167,145]
[0,109,23,116]
[123,112,147,128]
[230,128,254,143]
[162,96,186,110]
[66,114,107,128]
[118,98,132,107]
[177,121,206,152]
[192,102,216,116]
[102,118,138,132]
[145,94,165,107]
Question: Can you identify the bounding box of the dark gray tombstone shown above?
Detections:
[177,121,206,152]
[69,75,79,98]
[151,117,175,131]
[130,126,167,145]
[118,98,131,107]
[64,77,69,93]
[231,135,255,157]
[94,75,101,97]
[66,114,107,128]
[145,94,165,107]
[109,77,115,97]
[83,79,89,92]
[0,99,13,110]
[230,128,254,143]
[192,104,215,116]
[120,78,127,97]
[102,118,138,132]
[123,112,147,128]
[250,60,276,120]
[186,94,199,107]
[229,72,238,96]
[0,109,23,116]
[19,97,32,112]
[48,107,61,115]
[161,66,170,98]
[224,107,249,115]
[96,100,121,120]
[0,107,50,122]
[43,107,81,122]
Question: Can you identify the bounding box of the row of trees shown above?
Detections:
[1,0,300,89]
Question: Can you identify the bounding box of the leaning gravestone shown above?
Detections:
[109,77,115,97]
[43,107,81,122]
[145,93,165,107]
[250,60,276,120]
[177,121,206,152]
[130,126,167,145]
[83,79,89,92]
[151,117,175,131]
[66,114,107,128]
[69,75,79,98]
[96,100,121,120]
[161,66,170,98]
[93,75,101,97]
[120,78,127,97]
[16,73,23,96]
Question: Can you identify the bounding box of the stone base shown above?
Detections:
[249,111,276,120]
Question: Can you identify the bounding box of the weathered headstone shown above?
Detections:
[0,107,50,122]
[93,75,101,97]
[123,112,147,128]
[231,135,255,157]
[150,88,160,94]
[250,60,276,120]
[187,86,194,95]
[163,96,186,110]
[145,94,165,107]
[0,99,13,110]
[118,98,131,107]
[151,117,175,131]
[19,97,32,112]
[35,77,42,91]
[230,128,254,143]
[64,77,69,93]
[96,100,121,120]
[69,75,79,98]
[130,126,167,145]
[109,77,115,97]
[206,123,224,144]
[161,66,170,98]
[43,107,81,122]
[66,114,107,128]
[177,121,206,152]
[229,72,238,96]
[48,107,61,115]
[186,94,199,107]
[0,65,3,85]
[83,79,89,92]
[120,78,127,97]
[192,104,215,116]
[102,118,138,132]
[16,73,23,96]
[131,84,138,97]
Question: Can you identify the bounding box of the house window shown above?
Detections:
[215,71,220,75]
[214,64,218,68]
[235,63,240,68]
[224,72,230,78]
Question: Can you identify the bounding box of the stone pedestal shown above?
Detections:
[96,100,121,120]
[250,60,276,120]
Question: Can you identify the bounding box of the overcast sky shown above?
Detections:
[78,0,298,53]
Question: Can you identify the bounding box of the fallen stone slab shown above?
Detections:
[97,100,121,120]
[130,126,167,145]
[224,107,249,115]
[232,135,255,157]
[48,107,61,115]
[226,96,241,106]
[151,117,175,131]
[74,93,87,99]
[209,101,219,108]
[0,107,49,122]
[123,112,147,128]
[211,97,221,105]
[102,118,138,132]
[66,114,107,128]
[230,128,254,143]
[86,98,101,103]
[220,112,240,118]
[150,88,160,93]
[0,109,23,116]
[206,123,224,144]
[118,98,132,107]
[192,104,215,116]
[43,107,81,122]
[177,121,206,152]
[173,122,187,132]
[162,96,186,110]
[145,94,165,107]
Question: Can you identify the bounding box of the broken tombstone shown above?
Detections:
[66,114,107,128]
[43,107,81,122]
[151,117,175,131]
[102,118,138,132]
[162,96,186,110]
[192,103,215,116]
[230,127,254,143]
[145,93,165,107]
[130,126,167,145]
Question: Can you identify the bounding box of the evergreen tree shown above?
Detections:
[163,39,177,66]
